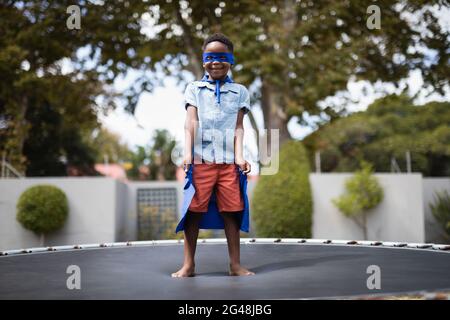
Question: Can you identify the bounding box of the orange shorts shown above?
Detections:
[188,163,244,213]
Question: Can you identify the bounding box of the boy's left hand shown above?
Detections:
[235,159,251,174]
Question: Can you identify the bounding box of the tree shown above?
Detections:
[141,0,449,155]
[2,1,448,174]
[86,127,132,164]
[303,93,450,176]
[124,146,147,180]
[332,161,384,240]
[16,184,69,246]
[122,129,181,181]
[0,1,154,172]
[19,75,101,176]
[149,129,179,181]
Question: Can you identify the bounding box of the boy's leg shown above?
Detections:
[216,164,254,276]
[172,164,217,277]
[172,211,203,278]
[222,212,255,276]
[183,211,203,266]
[221,212,241,265]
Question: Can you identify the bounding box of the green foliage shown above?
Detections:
[138,205,178,240]
[149,129,179,181]
[430,190,450,237]
[145,0,450,158]
[252,140,312,238]
[138,204,216,240]
[16,185,69,234]
[86,127,132,164]
[125,129,179,181]
[304,94,450,176]
[0,1,153,173]
[333,161,383,217]
[125,146,149,180]
[2,1,449,174]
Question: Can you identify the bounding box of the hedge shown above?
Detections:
[16,184,69,234]
[252,140,312,238]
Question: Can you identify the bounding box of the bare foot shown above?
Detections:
[171,265,195,278]
[229,264,255,276]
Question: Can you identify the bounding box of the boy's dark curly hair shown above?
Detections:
[202,33,234,53]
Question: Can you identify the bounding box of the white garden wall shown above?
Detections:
[0,177,127,250]
[0,174,447,251]
[310,173,425,242]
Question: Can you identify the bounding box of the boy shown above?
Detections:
[172,33,255,277]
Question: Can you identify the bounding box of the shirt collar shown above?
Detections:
[195,81,239,94]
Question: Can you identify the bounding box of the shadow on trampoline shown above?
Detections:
[249,254,359,274]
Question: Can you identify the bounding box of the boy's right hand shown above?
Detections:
[183,156,192,173]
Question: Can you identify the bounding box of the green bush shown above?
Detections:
[430,190,450,239]
[252,140,312,238]
[332,161,383,239]
[333,161,383,217]
[16,185,69,235]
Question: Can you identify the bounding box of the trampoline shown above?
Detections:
[1,238,449,300]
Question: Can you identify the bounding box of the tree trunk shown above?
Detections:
[261,78,291,151]
[362,213,368,241]
[247,0,296,173]
[157,165,165,181]
[174,2,203,80]
[259,0,296,151]
[352,215,367,241]
[10,96,29,173]
[40,234,45,247]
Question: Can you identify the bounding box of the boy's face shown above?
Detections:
[203,41,231,80]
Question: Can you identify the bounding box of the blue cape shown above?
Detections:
[175,164,250,233]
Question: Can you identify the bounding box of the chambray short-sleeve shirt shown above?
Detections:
[184,81,251,164]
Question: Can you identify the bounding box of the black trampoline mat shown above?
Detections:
[1,243,449,299]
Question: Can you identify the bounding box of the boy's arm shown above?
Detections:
[234,109,245,164]
[235,109,251,173]
[184,105,198,168]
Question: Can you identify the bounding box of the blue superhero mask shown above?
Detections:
[202,52,235,65]
[201,52,235,105]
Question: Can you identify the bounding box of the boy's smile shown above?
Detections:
[202,41,232,80]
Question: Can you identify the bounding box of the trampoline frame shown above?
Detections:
[1,238,449,257]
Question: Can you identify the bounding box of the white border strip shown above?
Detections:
[1,238,449,256]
